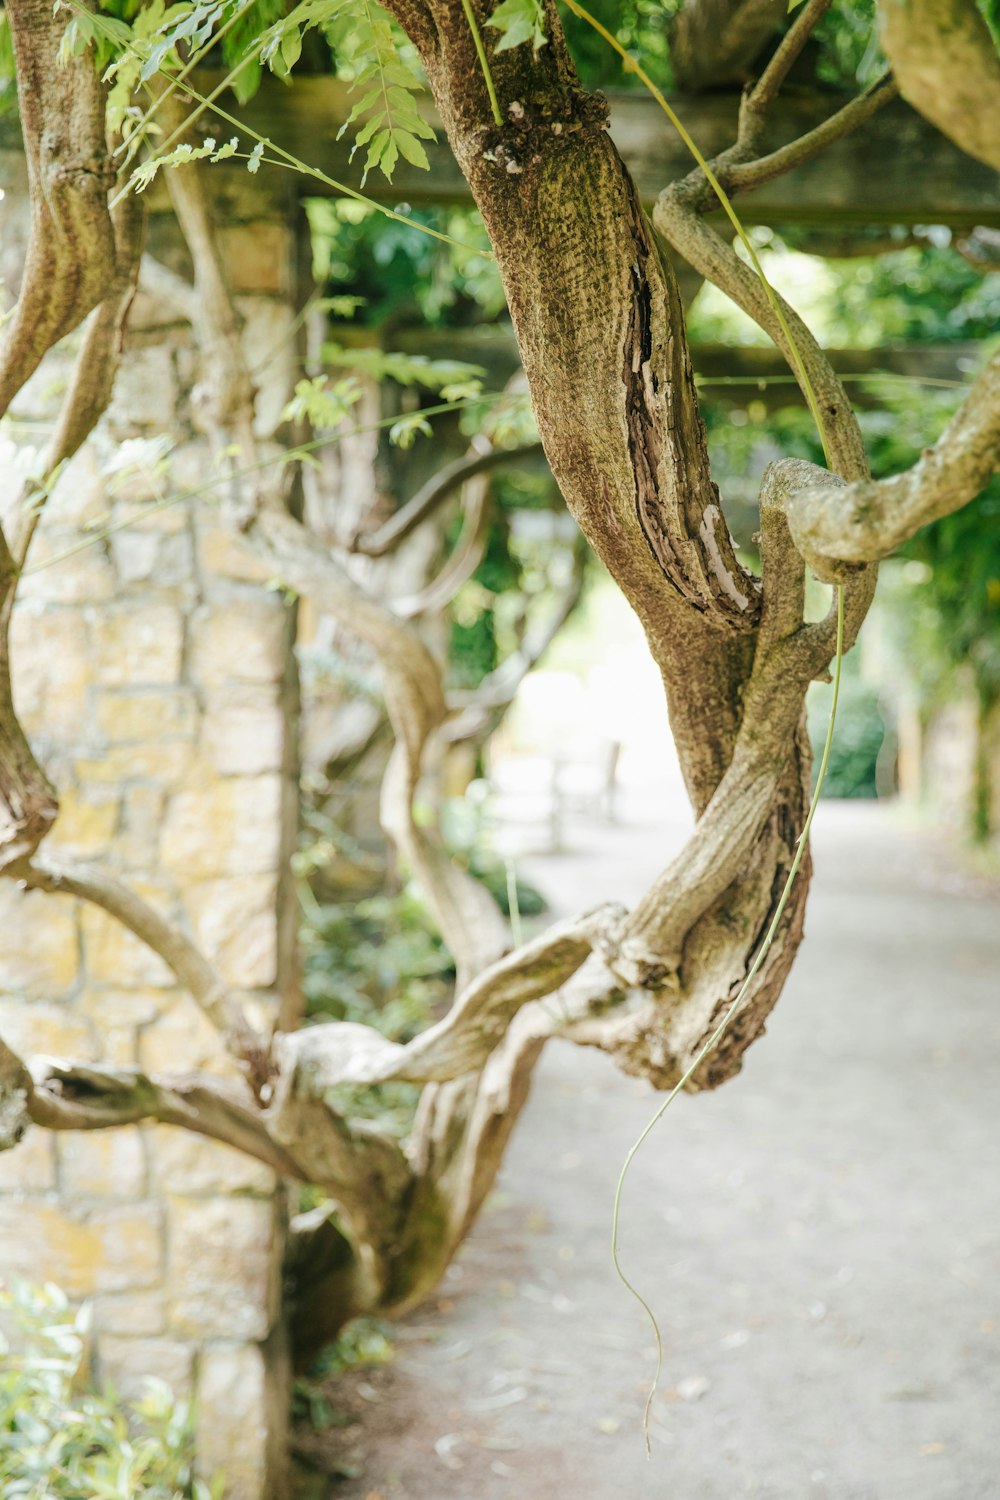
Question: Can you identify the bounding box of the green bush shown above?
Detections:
[0,1282,220,1500]
[808,662,886,799]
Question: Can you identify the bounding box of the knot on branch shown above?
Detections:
[479,87,610,173]
[0,1038,32,1153]
[0,717,60,871]
[606,937,681,992]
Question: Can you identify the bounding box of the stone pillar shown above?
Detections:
[0,149,303,1500]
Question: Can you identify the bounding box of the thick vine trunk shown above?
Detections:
[0,0,115,416]
[1,0,906,1365]
[383,0,822,1086]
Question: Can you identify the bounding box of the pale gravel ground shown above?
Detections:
[304,798,1000,1500]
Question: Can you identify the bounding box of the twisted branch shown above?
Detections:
[0,0,116,417]
[18,856,270,1090]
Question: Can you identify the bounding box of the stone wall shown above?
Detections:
[0,146,304,1499]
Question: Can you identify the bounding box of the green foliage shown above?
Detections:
[0,1282,219,1500]
[282,348,482,440]
[57,6,133,71]
[292,1317,394,1432]
[306,200,504,327]
[808,658,885,799]
[129,134,241,193]
[323,345,485,401]
[905,486,1000,704]
[0,12,15,111]
[811,0,885,85]
[297,854,453,1132]
[332,2,436,183]
[443,796,548,916]
[815,243,1000,347]
[560,0,675,90]
[487,0,548,54]
[256,0,435,180]
[448,511,521,687]
[63,0,435,186]
[300,886,454,1042]
[282,373,365,428]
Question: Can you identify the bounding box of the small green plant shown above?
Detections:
[292,1318,395,1433]
[808,656,885,799]
[0,1281,220,1500]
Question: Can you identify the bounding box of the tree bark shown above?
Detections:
[0,0,116,417]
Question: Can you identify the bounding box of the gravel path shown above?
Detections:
[300,801,1000,1500]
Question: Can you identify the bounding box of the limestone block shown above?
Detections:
[9,605,90,741]
[91,1290,167,1336]
[77,981,150,1065]
[78,984,164,1034]
[77,740,196,786]
[189,876,277,990]
[16,528,117,604]
[152,531,199,590]
[112,529,197,594]
[108,528,161,583]
[0,1200,163,1295]
[167,1196,276,1341]
[0,886,81,998]
[187,873,278,988]
[92,604,184,687]
[161,775,282,879]
[219,224,290,294]
[167,442,216,494]
[0,1128,56,1193]
[58,1130,147,1198]
[107,345,179,429]
[95,688,199,746]
[48,786,119,859]
[47,446,111,528]
[197,524,274,584]
[241,990,285,1037]
[189,600,289,686]
[196,1343,270,1500]
[118,785,168,869]
[0,1000,96,1062]
[102,1024,140,1066]
[110,492,188,536]
[138,1003,230,1076]
[98,1335,193,1401]
[203,702,286,776]
[237,299,297,436]
[82,898,177,989]
[10,349,73,421]
[118,288,175,333]
[147,1126,275,1196]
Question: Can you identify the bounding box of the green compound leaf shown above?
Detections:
[486,0,548,53]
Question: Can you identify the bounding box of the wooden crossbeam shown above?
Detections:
[217,78,1000,227]
[395,325,982,392]
[1,79,998,227]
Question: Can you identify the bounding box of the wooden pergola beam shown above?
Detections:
[2,79,997,229]
[395,325,983,396]
[225,78,999,227]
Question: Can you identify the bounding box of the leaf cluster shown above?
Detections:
[255,0,435,180]
[0,1282,218,1500]
[307,201,504,327]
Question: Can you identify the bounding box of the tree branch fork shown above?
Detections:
[3,0,999,1338]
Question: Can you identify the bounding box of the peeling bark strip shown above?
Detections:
[624,222,706,609]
